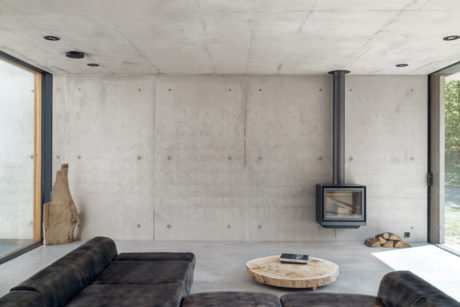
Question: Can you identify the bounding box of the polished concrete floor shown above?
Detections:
[0,240,459,301]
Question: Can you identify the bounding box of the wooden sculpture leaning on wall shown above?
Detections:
[43,164,78,245]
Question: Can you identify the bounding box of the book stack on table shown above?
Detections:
[280,253,308,264]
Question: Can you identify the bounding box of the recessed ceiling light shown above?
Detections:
[43,35,60,41]
[87,63,99,67]
[443,35,460,41]
[66,51,85,59]
[396,63,408,67]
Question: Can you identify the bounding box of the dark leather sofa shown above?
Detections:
[0,237,195,307]
[182,272,459,307]
[0,237,458,307]
[182,270,460,307]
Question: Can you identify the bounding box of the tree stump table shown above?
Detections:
[246,255,339,290]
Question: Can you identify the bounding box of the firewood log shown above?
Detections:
[364,238,381,247]
[383,240,394,248]
[394,241,404,248]
[375,232,389,240]
[377,237,387,244]
[402,242,412,248]
[389,234,401,241]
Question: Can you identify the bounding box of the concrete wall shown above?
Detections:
[0,60,34,239]
[53,74,427,242]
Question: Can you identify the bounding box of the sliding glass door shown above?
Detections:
[429,63,460,253]
[0,57,40,258]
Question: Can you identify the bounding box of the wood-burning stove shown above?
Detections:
[316,184,366,228]
[316,70,366,228]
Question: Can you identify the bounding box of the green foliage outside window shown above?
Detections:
[445,80,460,185]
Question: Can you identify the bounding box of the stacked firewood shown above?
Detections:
[364,232,411,248]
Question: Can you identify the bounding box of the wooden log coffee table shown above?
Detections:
[246,255,339,290]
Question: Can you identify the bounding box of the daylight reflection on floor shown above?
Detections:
[372,244,460,301]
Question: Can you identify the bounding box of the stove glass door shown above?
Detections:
[324,189,363,220]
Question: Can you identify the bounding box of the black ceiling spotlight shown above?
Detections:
[396,63,408,67]
[87,63,100,67]
[443,35,460,41]
[43,35,60,41]
[66,51,85,59]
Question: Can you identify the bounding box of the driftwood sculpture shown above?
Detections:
[43,164,78,245]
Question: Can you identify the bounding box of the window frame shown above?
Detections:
[0,51,52,264]
[428,61,460,254]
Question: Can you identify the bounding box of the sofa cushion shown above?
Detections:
[93,260,194,295]
[11,262,88,307]
[11,237,117,307]
[115,252,195,267]
[66,283,184,307]
[0,290,45,307]
[378,271,459,307]
[53,236,118,285]
[281,293,383,307]
[182,292,281,307]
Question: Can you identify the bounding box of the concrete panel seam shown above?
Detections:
[153,77,157,240]
[243,76,248,167]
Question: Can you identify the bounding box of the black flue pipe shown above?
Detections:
[328,70,350,186]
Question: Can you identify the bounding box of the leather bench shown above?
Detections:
[182,291,281,307]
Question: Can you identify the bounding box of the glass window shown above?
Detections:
[444,72,460,251]
[0,58,36,257]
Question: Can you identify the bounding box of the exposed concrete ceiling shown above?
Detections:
[0,0,459,75]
